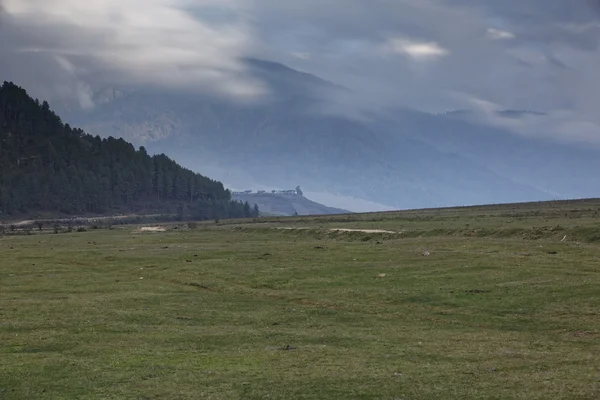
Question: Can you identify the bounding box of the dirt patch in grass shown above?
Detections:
[138,226,167,232]
[330,228,397,234]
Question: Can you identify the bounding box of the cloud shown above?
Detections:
[381,38,450,60]
[486,28,516,40]
[259,0,600,144]
[455,93,600,146]
[496,110,547,119]
[1,0,265,103]
[1,0,600,145]
[291,52,312,60]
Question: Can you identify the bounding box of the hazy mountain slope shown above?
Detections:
[232,193,349,216]
[63,58,599,211]
[374,109,600,200]
[71,92,547,209]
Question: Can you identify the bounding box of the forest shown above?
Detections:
[0,81,258,220]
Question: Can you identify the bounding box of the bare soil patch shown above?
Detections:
[138,226,167,232]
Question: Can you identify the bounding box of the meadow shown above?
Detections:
[1,199,600,399]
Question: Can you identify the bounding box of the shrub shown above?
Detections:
[77,227,87,233]
[187,221,198,230]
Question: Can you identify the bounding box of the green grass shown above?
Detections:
[2,201,600,399]
[217,198,600,244]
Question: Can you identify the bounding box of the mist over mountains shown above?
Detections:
[63,58,600,212]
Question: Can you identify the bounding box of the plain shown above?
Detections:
[1,199,600,399]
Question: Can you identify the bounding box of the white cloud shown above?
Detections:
[382,38,450,60]
[486,28,516,40]
[291,52,312,60]
[74,82,95,110]
[2,0,265,100]
[53,55,76,74]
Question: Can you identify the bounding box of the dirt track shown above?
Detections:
[278,227,397,234]
[329,228,396,234]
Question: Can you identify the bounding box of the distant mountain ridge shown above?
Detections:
[62,58,600,211]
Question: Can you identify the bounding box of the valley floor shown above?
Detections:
[1,199,600,399]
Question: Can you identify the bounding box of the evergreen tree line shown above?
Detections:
[0,82,259,219]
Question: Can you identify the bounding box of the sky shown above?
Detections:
[1,0,600,145]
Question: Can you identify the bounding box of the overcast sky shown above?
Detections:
[2,0,600,145]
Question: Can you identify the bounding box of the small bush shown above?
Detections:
[77,227,87,233]
[53,224,60,234]
[188,221,198,230]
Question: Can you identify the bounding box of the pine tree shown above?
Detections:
[0,81,260,220]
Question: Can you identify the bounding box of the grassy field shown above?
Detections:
[1,200,600,399]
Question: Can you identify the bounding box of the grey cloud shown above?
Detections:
[246,0,600,143]
[1,0,599,145]
[1,0,266,105]
[441,0,600,49]
[497,110,547,119]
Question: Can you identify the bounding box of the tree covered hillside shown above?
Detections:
[0,81,257,219]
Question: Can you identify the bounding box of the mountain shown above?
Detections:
[63,59,600,211]
[374,108,600,201]
[232,191,350,217]
[0,81,258,220]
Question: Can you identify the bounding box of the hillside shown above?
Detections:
[232,192,350,217]
[0,81,258,220]
[63,58,600,211]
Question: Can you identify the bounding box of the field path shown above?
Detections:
[329,228,396,234]
[277,227,397,234]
